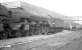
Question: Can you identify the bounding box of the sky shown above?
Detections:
[0,0,82,16]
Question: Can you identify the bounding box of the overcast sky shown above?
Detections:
[0,0,82,16]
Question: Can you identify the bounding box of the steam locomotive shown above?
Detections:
[0,3,75,40]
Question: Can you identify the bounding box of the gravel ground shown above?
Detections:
[0,30,81,50]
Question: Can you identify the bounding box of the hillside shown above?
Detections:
[2,1,71,19]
